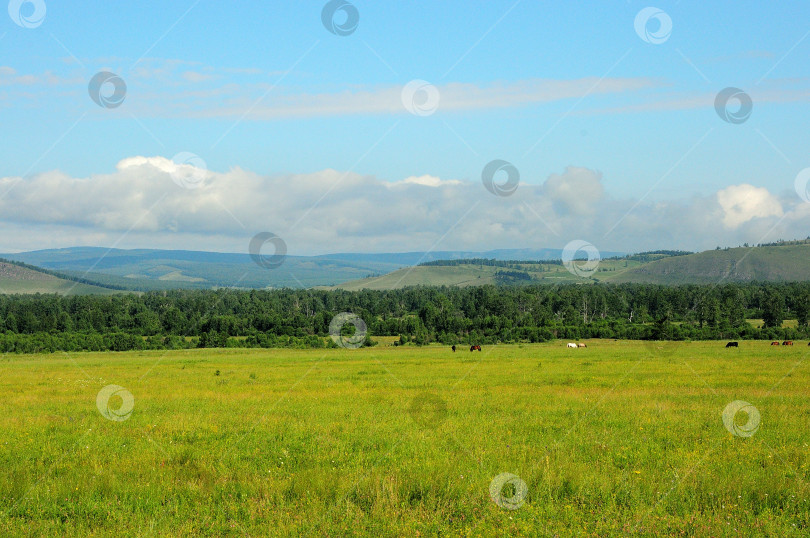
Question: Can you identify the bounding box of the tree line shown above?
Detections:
[0,282,808,353]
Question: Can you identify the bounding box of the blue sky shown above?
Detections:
[1,1,809,255]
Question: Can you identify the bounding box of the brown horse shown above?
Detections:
[470,345,481,352]
[782,341,794,346]
[771,341,780,346]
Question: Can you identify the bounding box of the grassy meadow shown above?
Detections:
[0,341,808,536]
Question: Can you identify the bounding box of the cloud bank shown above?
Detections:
[0,157,807,255]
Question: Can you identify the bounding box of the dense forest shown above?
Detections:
[0,282,809,353]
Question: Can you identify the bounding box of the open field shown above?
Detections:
[1,342,808,536]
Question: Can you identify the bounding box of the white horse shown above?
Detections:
[567,342,577,348]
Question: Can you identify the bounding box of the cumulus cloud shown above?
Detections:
[397,175,462,187]
[0,157,807,255]
[543,167,605,215]
[717,184,783,228]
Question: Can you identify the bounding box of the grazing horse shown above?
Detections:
[771,341,780,346]
[725,342,738,348]
[783,341,794,346]
[577,343,587,348]
[567,343,578,348]
[451,345,456,352]
[470,345,481,352]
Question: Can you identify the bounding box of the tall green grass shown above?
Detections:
[0,341,807,536]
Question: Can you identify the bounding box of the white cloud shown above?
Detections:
[182,77,659,120]
[716,184,783,228]
[543,166,605,215]
[0,158,807,255]
[396,175,462,187]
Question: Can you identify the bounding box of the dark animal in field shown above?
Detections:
[451,345,456,352]
[771,341,780,346]
[783,341,794,346]
[725,342,738,348]
[470,345,481,352]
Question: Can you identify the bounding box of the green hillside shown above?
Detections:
[330,258,647,290]
[330,244,810,290]
[612,244,810,284]
[0,262,119,295]
[328,265,500,290]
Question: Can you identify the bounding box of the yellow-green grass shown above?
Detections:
[1,342,808,536]
[0,277,117,295]
[0,262,117,295]
[747,319,800,329]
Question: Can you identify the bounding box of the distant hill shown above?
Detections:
[5,243,807,293]
[0,246,624,291]
[612,244,810,284]
[0,261,118,295]
[330,243,810,289]
[328,257,648,290]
